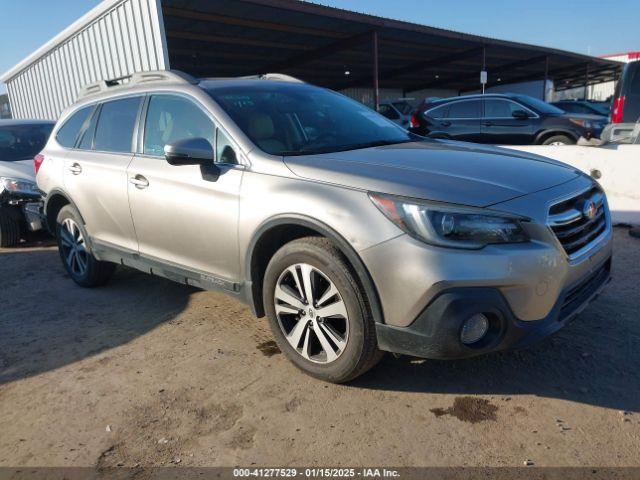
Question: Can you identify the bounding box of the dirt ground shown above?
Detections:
[0,228,639,468]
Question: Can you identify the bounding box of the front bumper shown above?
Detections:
[376,256,611,359]
[22,201,44,232]
[0,195,44,233]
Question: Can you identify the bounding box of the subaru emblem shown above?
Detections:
[582,201,597,220]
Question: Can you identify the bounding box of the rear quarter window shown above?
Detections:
[56,106,92,148]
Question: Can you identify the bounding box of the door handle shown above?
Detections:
[68,163,82,175]
[129,175,149,189]
[440,121,451,127]
[482,121,494,127]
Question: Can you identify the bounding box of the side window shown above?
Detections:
[484,99,520,118]
[378,105,399,120]
[94,97,141,153]
[143,95,215,156]
[56,106,92,148]
[78,107,99,150]
[427,105,449,119]
[447,100,481,119]
[216,128,237,164]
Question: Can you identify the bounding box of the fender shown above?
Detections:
[245,214,386,325]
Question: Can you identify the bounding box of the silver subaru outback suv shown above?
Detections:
[37,71,612,382]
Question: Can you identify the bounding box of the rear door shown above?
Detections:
[63,96,142,251]
[481,98,535,145]
[126,93,243,281]
[439,99,482,142]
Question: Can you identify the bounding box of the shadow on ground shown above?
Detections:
[0,246,194,386]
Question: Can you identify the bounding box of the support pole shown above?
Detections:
[542,56,549,101]
[481,46,486,94]
[584,63,590,100]
[372,30,379,110]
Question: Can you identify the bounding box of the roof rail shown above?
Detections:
[78,70,199,100]
[238,73,306,83]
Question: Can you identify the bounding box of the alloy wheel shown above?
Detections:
[59,218,89,277]
[274,263,349,364]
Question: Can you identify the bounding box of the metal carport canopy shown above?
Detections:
[162,0,622,96]
[0,0,623,120]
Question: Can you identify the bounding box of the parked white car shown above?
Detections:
[0,119,54,246]
[508,138,640,226]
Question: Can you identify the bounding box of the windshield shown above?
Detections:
[0,124,53,162]
[514,95,565,115]
[392,101,413,115]
[207,84,415,156]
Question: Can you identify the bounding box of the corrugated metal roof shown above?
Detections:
[3,0,168,119]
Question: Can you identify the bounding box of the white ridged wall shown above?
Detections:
[4,0,168,120]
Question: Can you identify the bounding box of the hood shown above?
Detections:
[284,140,581,207]
[559,113,607,121]
[0,159,36,182]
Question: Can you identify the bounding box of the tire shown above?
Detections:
[56,205,115,287]
[542,134,575,146]
[263,237,382,383]
[0,207,22,248]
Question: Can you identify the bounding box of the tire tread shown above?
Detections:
[0,207,21,248]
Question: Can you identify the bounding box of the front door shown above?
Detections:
[127,94,243,281]
[481,98,535,145]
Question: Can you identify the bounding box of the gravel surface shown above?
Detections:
[0,228,638,467]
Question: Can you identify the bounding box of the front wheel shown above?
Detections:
[542,134,575,146]
[56,205,115,287]
[263,237,382,383]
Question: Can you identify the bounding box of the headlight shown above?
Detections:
[0,177,40,196]
[569,118,600,129]
[369,193,529,249]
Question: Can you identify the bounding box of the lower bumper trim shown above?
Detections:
[376,257,612,359]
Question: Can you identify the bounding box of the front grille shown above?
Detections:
[548,186,608,257]
[559,259,611,320]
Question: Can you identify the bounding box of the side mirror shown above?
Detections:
[219,145,237,164]
[512,109,529,119]
[164,137,214,166]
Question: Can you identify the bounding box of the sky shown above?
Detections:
[1,0,639,95]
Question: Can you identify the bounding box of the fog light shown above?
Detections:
[460,313,489,345]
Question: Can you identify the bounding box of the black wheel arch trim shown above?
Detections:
[534,129,579,144]
[245,214,385,325]
[43,188,87,234]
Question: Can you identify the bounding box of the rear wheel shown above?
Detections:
[0,206,22,248]
[56,205,115,287]
[542,134,575,146]
[263,237,382,383]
